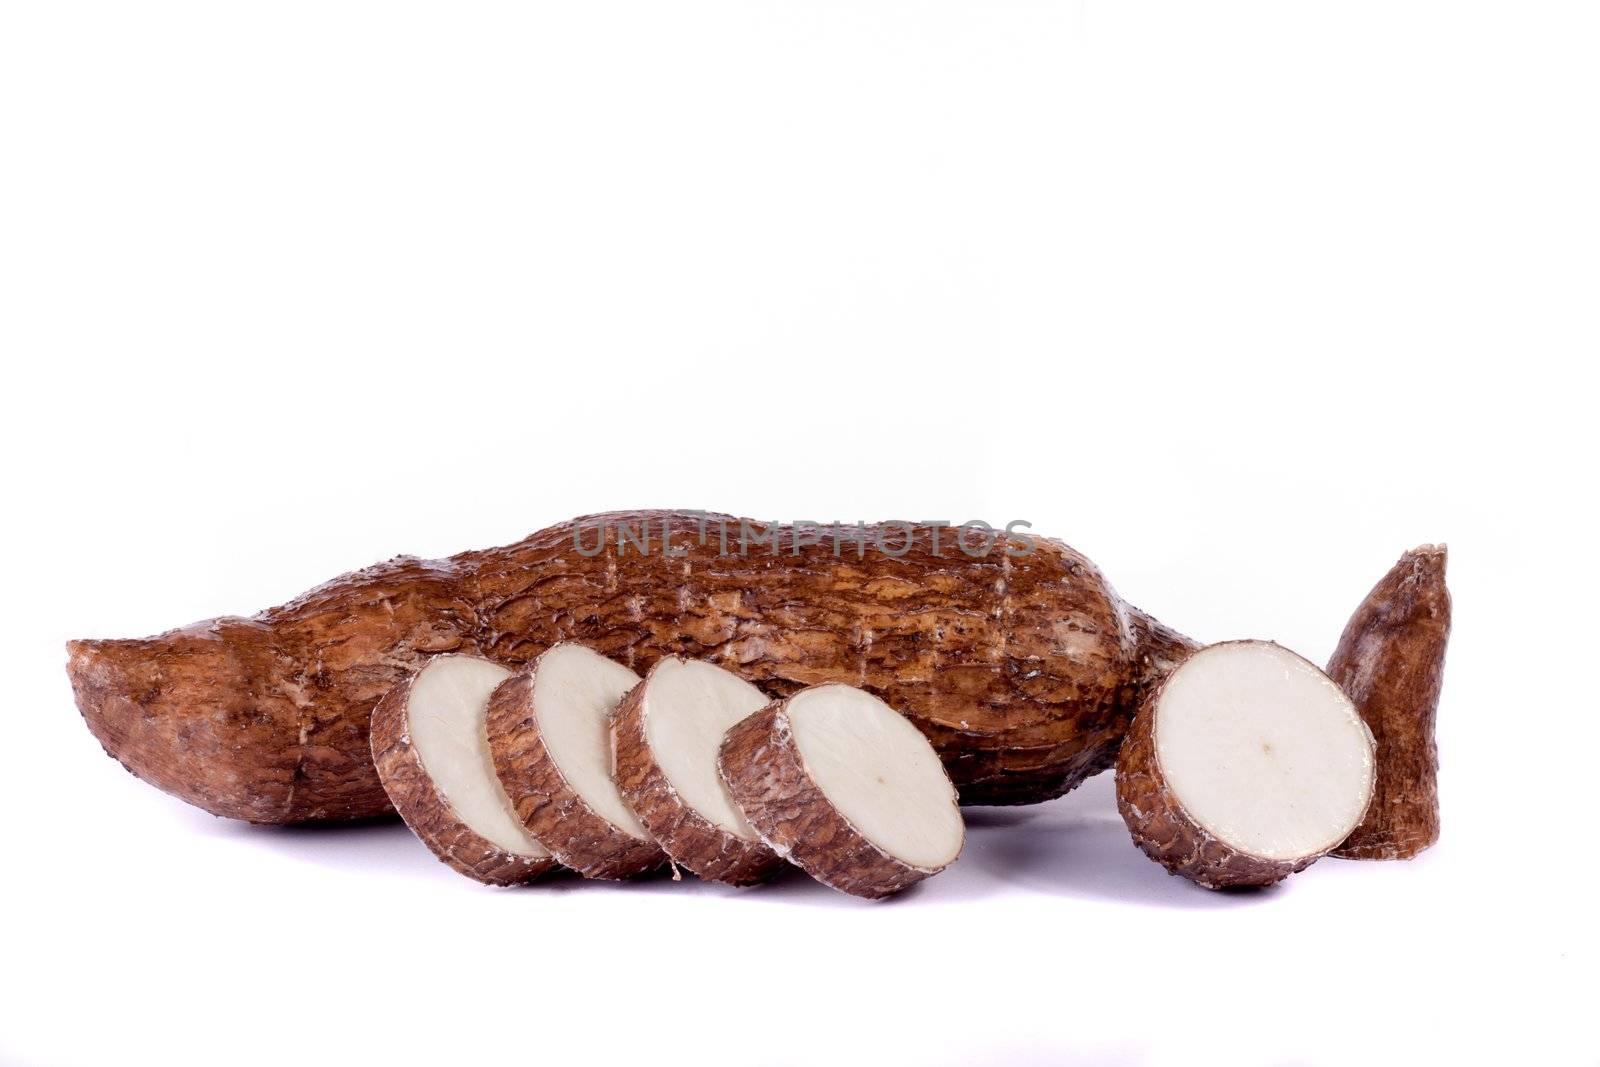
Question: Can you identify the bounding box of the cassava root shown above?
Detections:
[65,508,1449,898]
[1327,546,1451,859]
[66,511,1197,823]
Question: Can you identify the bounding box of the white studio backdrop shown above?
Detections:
[1,2,1595,1065]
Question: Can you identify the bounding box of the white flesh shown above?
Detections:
[406,655,550,858]
[1155,641,1376,861]
[787,684,964,870]
[642,659,768,840]
[532,644,652,840]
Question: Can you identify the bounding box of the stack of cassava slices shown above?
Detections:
[372,643,965,897]
[65,512,1450,896]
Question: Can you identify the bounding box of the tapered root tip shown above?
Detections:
[65,638,151,753]
[1405,544,1447,573]
[66,637,99,667]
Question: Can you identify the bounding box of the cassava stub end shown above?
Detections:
[1328,545,1450,859]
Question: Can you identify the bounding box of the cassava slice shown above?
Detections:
[1115,641,1376,889]
[613,657,783,885]
[486,643,666,879]
[1327,545,1451,859]
[718,683,965,899]
[66,511,1199,823]
[370,655,555,886]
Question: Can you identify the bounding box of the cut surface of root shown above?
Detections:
[613,657,781,885]
[1117,641,1375,888]
[719,683,964,898]
[533,645,651,837]
[790,686,966,870]
[487,643,665,879]
[371,655,554,885]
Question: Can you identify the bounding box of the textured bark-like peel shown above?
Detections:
[370,658,556,886]
[718,689,964,899]
[1327,546,1451,860]
[485,647,666,880]
[67,561,479,824]
[612,659,782,886]
[1115,641,1374,890]
[66,511,1197,823]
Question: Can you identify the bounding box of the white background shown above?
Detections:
[2,2,1595,1065]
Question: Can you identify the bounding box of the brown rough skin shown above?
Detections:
[369,657,556,886]
[66,511,1198,824]
[1327,546,1451,860]
[1114,644,1330,890]
[718,694,964,899]
[612,659,783,886]
[484,654,667,880]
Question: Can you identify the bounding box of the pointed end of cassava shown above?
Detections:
[67,635,168,767]
[64,625,307,823]
[1327,546,1451,861]
[66,638,138,793]
[67,635,139,689]
[1398,544,1448,594]
[1356,545,1450,625]
[1412,542,1447,565]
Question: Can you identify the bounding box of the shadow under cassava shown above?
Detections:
[946,777,1274,909]
[195,771,1276,908]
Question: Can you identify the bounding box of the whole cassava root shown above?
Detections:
[1326,546,1451,860]
[66,511,1198,823]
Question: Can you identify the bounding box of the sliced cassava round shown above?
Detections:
[1115,640,1376,889]
[612,657,782,885]
[718,683,965,899]
[486,643,666,879]
[370,654,556,886]
[1327,545,1451,860]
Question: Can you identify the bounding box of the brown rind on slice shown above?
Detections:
[1114,653,1318,891]
[612,664,783,886]
[1327,545,1451,860]
[485,662,666,880]
[717,700,958,900]
[369,670,555,886]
